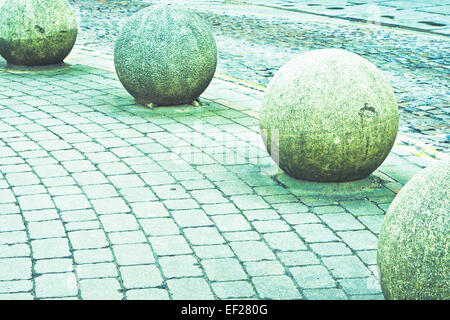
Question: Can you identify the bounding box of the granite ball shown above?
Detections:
[114,6,217,106]
[0,0,77,66]
[377,158,449,300]
[260,49,399,182]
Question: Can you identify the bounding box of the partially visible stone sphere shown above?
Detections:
[114,6,217,106]
[0,0,77,66]
[260,49,399,182]
[377,158,449,300]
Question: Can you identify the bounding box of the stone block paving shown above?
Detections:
[0,50,442,300]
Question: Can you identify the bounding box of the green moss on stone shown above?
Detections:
[377,158,449,300]
[114,5,217,106]
[260,49,399,182]
[0,0,77,66]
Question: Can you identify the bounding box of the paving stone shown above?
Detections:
[80,278,123,300]
[252,275,302,299]
[54,194,91,211]
[282,213,320,225]
[92,197,130,214]
[28,220,65,239]
[338,277,382,295]
[244,260,285,276]
[191,189,228,204]
[303,288,348,300]
[126,288,169,300]
[337,230,379,250]
[73,248,114,264]
[202,258,247,281]
[0,293,34,300]
[140,218,179,236]
[0,280,32,294]
[167,278,214,300]
[119,187,157,202]
[35,273,78,298]
[120,265,163,289]
[202,203,240,215]
[277,251,320,267]
[108,231,147,245]
[18,194,54,211]
[263,232,306,251]
[0,258,32,281]
[272,202,309,214]
[294,224,338,243]
[73,171,109,185]
[310,242,352,257]
[35,259,73,274]
[290,265,336,289]
[82,184,119,199]
[171,209,213,228]
[163,199,199,210]
[159,255,202,278]
[130,201,169,218]
[148,235,192,256]
[230,195,269,210]
[112,243,155,265]
[340,200,384,216]
[212,281,255,299]
[321,213,365,231]
[183,227,225,245]
[76,262,118,279]
[0,243,30,258]
[358,215,385,234]
[252,219,290,233]
[69,229,109,250]
[31,238,71,259]
[242,209,280,221]
[211,214,251,232]
[230,241,275,261]
[0,215,25,232]
[100,214,139,232]
[323,256,371,278]
[193,245,234,259]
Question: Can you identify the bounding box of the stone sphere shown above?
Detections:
[260,49,399,182]
[0,0,77,66]
[377,158,449,300]
[114,6,217,106]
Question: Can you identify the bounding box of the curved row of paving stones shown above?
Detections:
[0,64,388,299]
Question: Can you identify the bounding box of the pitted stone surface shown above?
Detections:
[0,0,77,66]
[377,157,449,300]
[114,5,217,106]
[260,48,399,182]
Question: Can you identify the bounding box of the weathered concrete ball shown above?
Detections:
[0,0,77,66]
[114,6,217,106]
[260,49,399,182]
[377,158,449,300]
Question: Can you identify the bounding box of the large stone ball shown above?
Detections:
[0,0,77,66]
[114,6,217,106]
[377,158,449,300]
[260,49,399,182]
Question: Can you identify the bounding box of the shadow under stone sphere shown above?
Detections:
[0,0,77,66]
[377,158,449,300]
[114,6,218,106]
[260,49,399,182]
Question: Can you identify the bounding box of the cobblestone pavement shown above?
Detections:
[71,0,449,154]
[0,46,442,299]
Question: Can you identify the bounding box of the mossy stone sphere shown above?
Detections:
[260,49,399,182]
[377,158,449,300]
[114,6,217,106]
[0,0,77,66]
